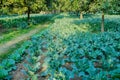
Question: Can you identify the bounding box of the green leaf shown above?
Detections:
[79,72,85,77]
[2,59,15,69]
[31,74,38,80]
[0,69,8,79]
[9,53,21,61]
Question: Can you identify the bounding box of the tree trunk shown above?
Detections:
[58,6,60,13]
[80,12,83,19]
[0,0,2,7]
[101,13,104,32]
[1,0,2,4]
[27,6,30,25]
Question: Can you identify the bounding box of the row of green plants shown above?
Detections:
[20,17,120,80]
[0,40,31,79]
[0,15,120,79]
[73,15,120,32]
[0,14,55,29]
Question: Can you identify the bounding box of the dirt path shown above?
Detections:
[0,24,48,55]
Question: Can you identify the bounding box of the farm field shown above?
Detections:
[0,14,56,59]
[0,0,120,80]
[0,14,55,44]
[0,13,120,80]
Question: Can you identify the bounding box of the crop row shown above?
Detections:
[0,14,55,28]
[20,17,120,80]
[74,15,120,32]
[0,14,120,79]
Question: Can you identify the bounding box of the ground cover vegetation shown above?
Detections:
[0,13,120,80]
[0,14,55,46]
[0,14,54,29]
[0,0,120,80]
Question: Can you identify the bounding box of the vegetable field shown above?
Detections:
[0,14,55,29]
[0,14,120,80]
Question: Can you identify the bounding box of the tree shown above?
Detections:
[71,0,90,19]
[13,0,47,25]
[0,0,14,15]
[59,0,71,12]
[52,0,61,13]
[25,0,46,24]
[45,0,53,12]
[51,0,71,13]
[70,0,79,15]
[108,0,120,15]
[0,0,3,15]
[89,0,112,32]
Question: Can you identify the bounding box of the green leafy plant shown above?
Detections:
[0,14,120,80]
[0,69,8,79]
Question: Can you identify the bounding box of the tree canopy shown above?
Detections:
[0,0,119,15]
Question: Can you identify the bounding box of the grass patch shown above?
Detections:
[0,21,51,45]
[0,41,23,62]
[0,22,51,61]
